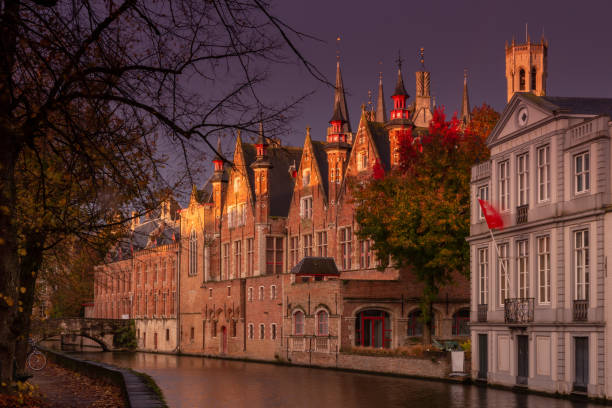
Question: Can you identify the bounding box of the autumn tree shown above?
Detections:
[0,0,323,384]
[354,108,496,344]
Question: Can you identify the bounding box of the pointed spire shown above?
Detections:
[255,121,268,159]
[333,59,351,133]
[213,136,223,161]
[392,51,408,97]
[330,97,345,123]
[460,69,471,125]
[375,71,387,122]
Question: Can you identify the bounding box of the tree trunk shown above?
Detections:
[0,144,20,384]
[14,237,44,375]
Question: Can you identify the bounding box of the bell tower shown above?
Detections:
[505,32,548,102]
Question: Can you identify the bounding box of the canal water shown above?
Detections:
[73,351,602,408]
[45,342,598,408]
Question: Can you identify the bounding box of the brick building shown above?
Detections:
[94,202,180,352]
[176,58,471,361]
[94,57,471,362]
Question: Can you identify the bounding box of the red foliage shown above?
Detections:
[372,159,385,180]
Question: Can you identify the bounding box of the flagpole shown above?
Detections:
[488,227,510,302]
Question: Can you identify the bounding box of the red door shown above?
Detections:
[356,310,391,348]
[221,326,228,354]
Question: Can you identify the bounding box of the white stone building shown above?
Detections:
[469,89,612,396]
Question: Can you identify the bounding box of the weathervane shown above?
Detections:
[396,50,403,70]
[420,47,425,69]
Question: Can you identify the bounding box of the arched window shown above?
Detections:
[407,309,423,336]
[189,230,197,276]
[317,310,329,335]
[355,310,391,348]
[452,308,470,336]
[531,67,537,90]
[294,310,304,335]
[519,68,526,90]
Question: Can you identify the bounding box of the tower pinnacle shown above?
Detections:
[460,69,471,125]
[375,69,387,122]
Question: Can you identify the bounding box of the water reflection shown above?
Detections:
[45,341,604,408]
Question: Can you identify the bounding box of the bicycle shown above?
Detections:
[26,338,47,371]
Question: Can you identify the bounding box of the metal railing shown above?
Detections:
[504,298,534,323]
[573,299,588,321]
[516,205,528,224]
[477,304,487,322]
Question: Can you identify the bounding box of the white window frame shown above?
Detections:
[537,236,551,304]
[517,153,529,206]
[537,145,550,202]
[517,240,529,298]
[574,230,589,301]
[248,323,254,339]
[290,236,299,268]
[574,151,590,194]
[258,286,264,301]
[498,243,509,306]
[248,287,253,302]
[477,184,489,220]
[478,247,488,305]
[233,240,242,278]
[358,151,368,170]
[247,238,254,276]
[300,196,313,219]
[498,160,510,211]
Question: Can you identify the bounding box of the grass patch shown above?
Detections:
[129,369,168,407]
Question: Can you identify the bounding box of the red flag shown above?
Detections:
[478,199,504,230]
[172,231,176,242]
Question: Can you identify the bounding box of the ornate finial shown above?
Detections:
[464,68,468,82]
[306,126,311,138]
[361,103,366,113]
[378,60,383,82]
[367,90,373,109]
[236,129,241,138]
[336,36,341,62]
[419,47,425,69]
[525,22,528,43]
[396,50,403,70]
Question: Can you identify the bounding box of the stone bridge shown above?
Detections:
[31,318,133,351]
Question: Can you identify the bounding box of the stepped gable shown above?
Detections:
[311,140,330,200]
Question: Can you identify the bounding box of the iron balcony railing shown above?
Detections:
[516,205,528,224]
[573,299,588,321]
[504,298,534,324]
[477,304,487,322]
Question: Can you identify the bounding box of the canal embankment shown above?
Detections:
[41,348,167,408]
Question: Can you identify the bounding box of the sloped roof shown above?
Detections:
[540,96,612,118]
[290,257,339,275]
[311,140,329,199]
[108,216,179,262]
[367,121,390,170]
[267,146,303,217]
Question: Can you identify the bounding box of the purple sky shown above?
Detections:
[260,0,612,147]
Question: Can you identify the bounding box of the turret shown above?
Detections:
[412,48,433,128]
[386,53,413,167]
[326,59,352,141]
[250,123,273,222]
[325,96,351,201]
[505,30,548,102]
[210,136,228,221]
